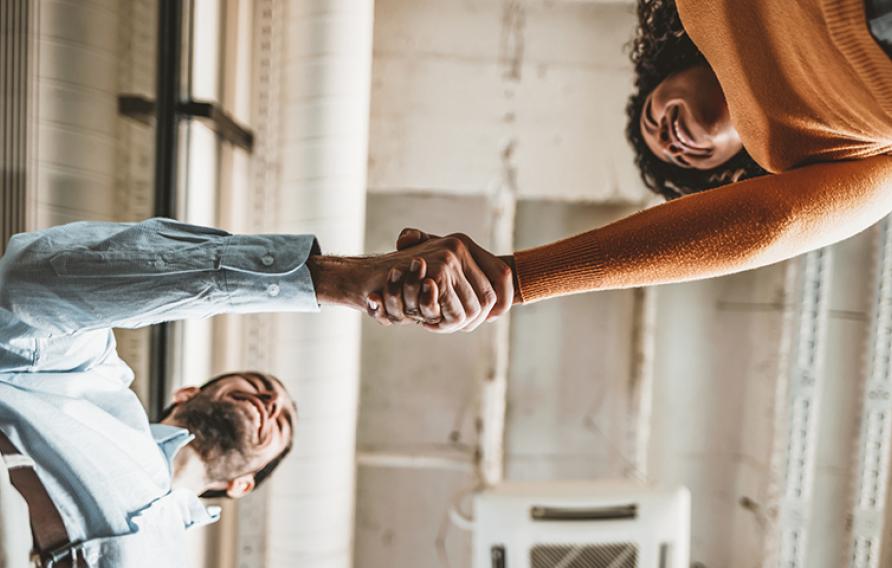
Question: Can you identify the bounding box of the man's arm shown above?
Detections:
[0,218,496,340]
[0,218,326,337]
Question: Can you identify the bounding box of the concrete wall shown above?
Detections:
[357,2,657,566]
[357,194,495,566]
[507,201,641,482]
[368,0,642,203]
[357,2,885,568]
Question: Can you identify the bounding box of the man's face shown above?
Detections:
[170,372,295,483]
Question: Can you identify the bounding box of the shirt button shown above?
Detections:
[261,255,274,266]
[267,284,280,297]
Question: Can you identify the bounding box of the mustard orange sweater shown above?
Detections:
[513,0,892,302]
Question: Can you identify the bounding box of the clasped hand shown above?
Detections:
[366,229,514,333]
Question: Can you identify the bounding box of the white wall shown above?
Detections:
[358,2,656,566]
[357,194,495,566]
[368,0,643,203]
[507,201,641,482]
[358,2,889,568]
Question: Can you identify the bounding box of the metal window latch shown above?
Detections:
[117,94,254,152]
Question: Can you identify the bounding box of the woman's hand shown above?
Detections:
[366,229,515,333]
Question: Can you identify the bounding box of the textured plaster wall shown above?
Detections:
[358,2,881,567]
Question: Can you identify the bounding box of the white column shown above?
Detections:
[266,1,374,567]
[626,286,658,480]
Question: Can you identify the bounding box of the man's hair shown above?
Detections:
[624,0,767,200]
[160,371,295,499]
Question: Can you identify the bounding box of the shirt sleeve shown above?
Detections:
[0,218,321,339]
[513,155,892,302]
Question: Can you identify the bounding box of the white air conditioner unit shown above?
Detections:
[473,480,690,568]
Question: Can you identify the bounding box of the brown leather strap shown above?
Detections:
[0,431,76,568]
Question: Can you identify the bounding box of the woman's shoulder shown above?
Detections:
[678,0,892,168]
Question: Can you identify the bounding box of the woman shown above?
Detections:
[625,0,767,200]
[370,0,892,331]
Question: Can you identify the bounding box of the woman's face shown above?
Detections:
[640,64,742,170]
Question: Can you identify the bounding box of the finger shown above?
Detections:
[436,278,468,333]
[481,256,514,321]
[396,228,441,251]
[366,293,392,327]
[418,278,441,324]
[449,272,482,332]
[458,238,514,322]
[383,268,409,323]
[458,258,498,333]
[402,258,426,319]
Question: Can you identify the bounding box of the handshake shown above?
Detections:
[307,228,516,333]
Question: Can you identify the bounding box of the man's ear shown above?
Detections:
[225,474,255,499]
[172,386,201,405]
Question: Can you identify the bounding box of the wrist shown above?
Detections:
[307,255,376,310]
[498,254,521,304]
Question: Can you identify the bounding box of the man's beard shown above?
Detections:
[175,396,254,481]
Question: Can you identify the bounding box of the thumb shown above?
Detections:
[396,228,439,250]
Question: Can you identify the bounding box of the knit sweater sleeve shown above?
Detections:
[513,155,892,303]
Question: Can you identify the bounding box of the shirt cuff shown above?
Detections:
[219,234,322,313]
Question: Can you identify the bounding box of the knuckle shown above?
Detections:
[441,250,459,266]
[482,289,498,307]
[446,306,464,322]
[427,263,446,279]
[442,236,465,253]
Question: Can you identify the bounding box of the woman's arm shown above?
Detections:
[514,155,892,301]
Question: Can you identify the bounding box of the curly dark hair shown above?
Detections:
[625,0,767,200]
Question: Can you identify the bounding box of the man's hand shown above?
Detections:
[306,234,510,333]
[367,229,515,333]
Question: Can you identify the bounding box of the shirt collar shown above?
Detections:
[148,424,221,529]
[172,489,221,529]
[149,423,194,476]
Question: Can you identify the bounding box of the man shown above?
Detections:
[0,218,512,567]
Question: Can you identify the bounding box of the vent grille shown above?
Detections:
[531,543,638,568]
[0,0,34,253]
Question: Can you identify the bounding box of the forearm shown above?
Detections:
[0,218,321,335]
[307,255,377,310]
[513,157,892,302]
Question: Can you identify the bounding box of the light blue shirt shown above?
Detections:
[0,218,320,567]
